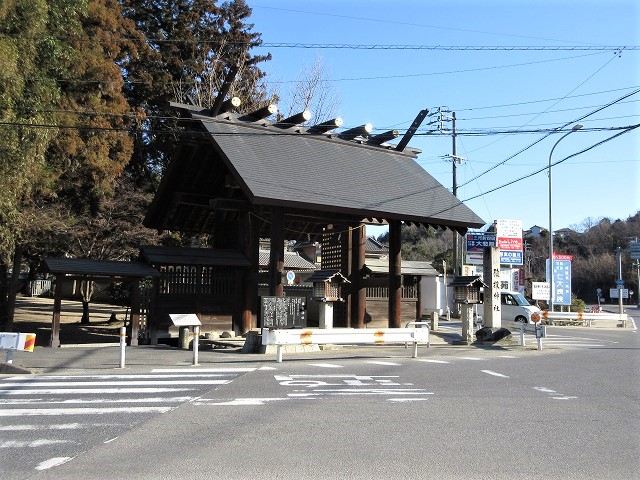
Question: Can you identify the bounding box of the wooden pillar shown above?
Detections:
[350,225,366,328]
[269,207,285,297]
[388,220,402,328]
[149,276,159,345]
[50,276,63,348]
[416,278,423,320]
[129,281,141,346]
[239,212,259,334]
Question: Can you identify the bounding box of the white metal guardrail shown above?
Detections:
[541,311,629,327]
[261,327,430,363]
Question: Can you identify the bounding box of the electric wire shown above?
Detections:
[456,87,640,188]
[461,124,640,203]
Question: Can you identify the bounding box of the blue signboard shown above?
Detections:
[500,251,523,265]
[466,233,496,252]
[546,259,572,305]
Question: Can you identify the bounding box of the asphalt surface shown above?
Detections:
[3,306,636,375]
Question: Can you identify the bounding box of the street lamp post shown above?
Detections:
[548,124,582,312]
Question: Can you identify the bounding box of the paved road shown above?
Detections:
[1,318,637,480]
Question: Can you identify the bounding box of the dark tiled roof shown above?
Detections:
[139,246,250,267]
[40,258,159,278]
[366,237,389,253]
[258,251,317,270]
[144,103,485,237]
[197,114,484,228]
[364,258,439,276]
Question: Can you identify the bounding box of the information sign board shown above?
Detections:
[465,232,496,265]
[532,282,550,300]
[169,313,202,326]
[546,258,572,305]
[610,288,629,299]
[260,296,307,328]
[495,219,523,265]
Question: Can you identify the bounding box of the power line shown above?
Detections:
[259,43,637,51]
[456,87,640,188]
[2,33,636,51]
[461,124,640,203]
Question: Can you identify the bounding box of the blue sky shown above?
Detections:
[244,0,639,237]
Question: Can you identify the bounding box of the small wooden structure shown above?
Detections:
[308,269,350,302]
[450,276,487,304]
[39,258,160,348]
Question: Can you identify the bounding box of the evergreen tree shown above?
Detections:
[120,0,272,184]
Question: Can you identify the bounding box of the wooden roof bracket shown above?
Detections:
[396,108,429,152]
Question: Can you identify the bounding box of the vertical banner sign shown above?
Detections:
[546,254,573,305]
[495,219,523,265]
[465,232,496,265]
[512,268,525,294]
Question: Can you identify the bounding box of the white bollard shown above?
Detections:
[5,349,14,364]
[276,345,283,363]
[192,326,200,366]
[536,324,543,351]
[520,323,526,347]
[119,326,126,368]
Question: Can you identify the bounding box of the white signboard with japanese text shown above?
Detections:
[495,219,523,265]
[532,282,550,300]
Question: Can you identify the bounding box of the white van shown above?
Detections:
[501,291,541,324]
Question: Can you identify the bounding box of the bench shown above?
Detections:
[261,326,430,363]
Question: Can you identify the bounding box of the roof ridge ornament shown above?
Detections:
[307,117,343,134]
[339,123,373,141]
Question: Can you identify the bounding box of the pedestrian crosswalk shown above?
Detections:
[0,367,255,473]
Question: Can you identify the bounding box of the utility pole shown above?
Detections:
[431,108,464,277]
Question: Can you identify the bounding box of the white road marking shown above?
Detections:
[0,439,74,448]
[417,359,450,364]
[258,366,278,370]
[460,357,483,361]
[0,396,194,405]
[6,373,238,380]
[194,398,287,406]
[151,368,256,373]
[498,355,518,358]
[552,396,578,400]
[0,423,113,432]
[365,361,402,366]
[308,388,433,396]
[35,457,74,471]
[0,380,231,387]
[308,363,344,368]
[0,406,173,416]
[388,398,430,403]
[481,370,510,378]
[534,387,557,393]
[0,387,196,395]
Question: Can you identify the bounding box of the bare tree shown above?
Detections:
[281,54,341,124]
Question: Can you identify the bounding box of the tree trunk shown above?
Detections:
[80,280,94,325]
[0,259,8,331]
[7,246,23,328]
[81,300,90,324]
